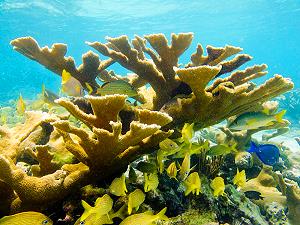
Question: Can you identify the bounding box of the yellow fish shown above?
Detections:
[74,214,112,225]
[0,211,53,225]
[179,153,196,181]
[128,189,145,215]
[184,172,201,196]
[157,138,181,173]
[210,177,225,197]
[228,110,286,130]
[233,169,246,189]
[80,194,113,223]
[109,173,128,196]
[61,69,84,97]
[16,94,26,115]
[144,173,159,192]
[179,123,194,147]
[120,207,168,225]
[173,140,209,158]
[207,143,237,156]
[166,162,178,180]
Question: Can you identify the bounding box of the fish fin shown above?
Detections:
[248,141,258,153]
[61,69,71,84]
[42,84,46,96]
[274,110,286,123]
[85,82,93,94]
[190,164,197,172]
[262,108,270,115]
[81,200,93,221]
[101,81,110,88]
[156,207,168,221]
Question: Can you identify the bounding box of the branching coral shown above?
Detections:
[0,95,173,213]
[6,33,295,223]
[11,33,294,128]
[0,111,56,160]
[242,166,286,207]
[53,94,173,177]
[10,37,114,91]
[285,181,300,225]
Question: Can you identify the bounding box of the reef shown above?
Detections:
[11,33,293,128]
[0,32,296,224]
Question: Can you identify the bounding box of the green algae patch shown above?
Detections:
[162,209,217,225]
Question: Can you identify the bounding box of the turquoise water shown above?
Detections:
[0,0,299,104]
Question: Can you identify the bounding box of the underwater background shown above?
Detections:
[1,1,300,225]
[1,0,299,103]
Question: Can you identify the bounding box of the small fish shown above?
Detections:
[128,189,145,215]
[120,207,168,225]
[136,161,157,173]
[61,69,84,97]
[233,169,246,189]
[166,162,178,180]
[16,94,26,115]
[247,141,280,166]
[144,173,159,192]
[0,211,53,225]
[244,190,264,200]
[159,138,180,153]
[74,214,112,225]
[109,173,128,196]
[179,123,194,147]
[80,194,113,222]
[183,172,201,196]
[210,177,225,197]
[174,140,209,158]
[228,110,286,130]
[96,80,138,97]
[179,153,196,181]
[42,84,59,104]
[157,138,180,173]
[207,143,237,156]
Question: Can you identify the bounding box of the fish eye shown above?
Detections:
[80,221,85,225]
[42,220,48,224]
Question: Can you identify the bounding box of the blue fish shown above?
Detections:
[247,141,280,166]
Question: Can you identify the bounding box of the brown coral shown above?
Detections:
[52,94,173,177]
[285,181,300,225]
[11,33,294,128]
[0,95,173,212]
[0,111,56,160]
[10,37,114,91]
[242,166,286,207]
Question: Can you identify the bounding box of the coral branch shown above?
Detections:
[10,37,114,90]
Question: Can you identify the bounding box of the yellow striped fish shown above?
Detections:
[0,211,53,225]
[96,80,138,97]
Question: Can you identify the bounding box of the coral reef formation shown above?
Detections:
[0,32,296,224]
[11,33,293,128]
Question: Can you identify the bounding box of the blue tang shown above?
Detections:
[247,141,280,165]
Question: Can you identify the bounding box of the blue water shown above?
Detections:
[0,0,299,104]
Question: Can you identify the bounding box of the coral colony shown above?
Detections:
[0,33,298,225]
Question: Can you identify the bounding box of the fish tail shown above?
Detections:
[156,207,168,221]
[81,200,93,221]
[274,110,286,123]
